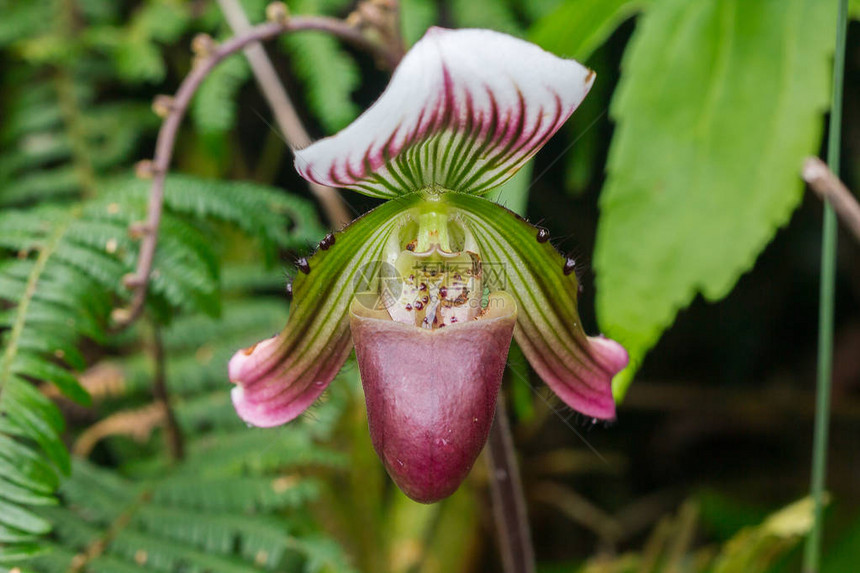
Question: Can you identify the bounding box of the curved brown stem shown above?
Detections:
[112,15,397,329]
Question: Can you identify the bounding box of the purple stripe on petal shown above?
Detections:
[229,332,354,428]
[514,328,625,421]
[295,28,594,198]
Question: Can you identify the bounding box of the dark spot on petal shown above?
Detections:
[296,258,310,274]
[405,239,417,251]
[319,233,335,250]
[405,304,412,311]
[414,301,424,311]
[419,282,427,291]
[439,286,448,298]
[536,227,550,243]
[563,257,576,275]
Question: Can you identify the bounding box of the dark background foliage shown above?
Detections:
[0,0,858,571]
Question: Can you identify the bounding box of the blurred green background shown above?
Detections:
[0,0,858,571]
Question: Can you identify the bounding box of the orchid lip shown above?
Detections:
[350,291,517,503]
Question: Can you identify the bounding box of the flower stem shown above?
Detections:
[487,394,535,573]
[152,326,184,462]
[803,1,848,571]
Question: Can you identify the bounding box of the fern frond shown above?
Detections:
[283,31,360,132]
[281,0,358,132]
[26,427,347,572]
[294,536,360,573]
[192,53,252,135]
[151,474,319,513]
[0,177,321,556]
[0,1,338,563]
[0,168,81,207]
[98,175,325,256]
[0,217,75,533]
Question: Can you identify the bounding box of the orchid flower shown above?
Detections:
[228,27,628,503]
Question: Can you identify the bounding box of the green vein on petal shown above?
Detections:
[445,192,627,419]
[228,194,421,427]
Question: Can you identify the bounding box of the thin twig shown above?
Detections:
[487,395,535,573]
[152,327,183,462]
[217,0,351,227]
[112,15,393,329]
[804,156,860,244]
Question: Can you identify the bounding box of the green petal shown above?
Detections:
[445,192,628,419]
[229,194,421,427]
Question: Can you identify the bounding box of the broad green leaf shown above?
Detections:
[594,0,837,397]
[530,0,649,62]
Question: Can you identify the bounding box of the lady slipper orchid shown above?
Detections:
[228,27,629,503]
